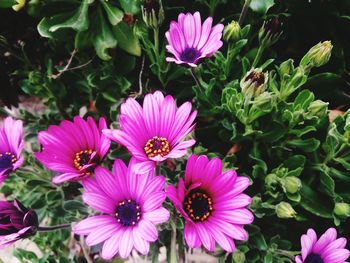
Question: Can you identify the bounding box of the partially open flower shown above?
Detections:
[223,20,241,42]
[0,117,24,185]
[240,68,268,98]
[0,199,38,248]
[165,12,224,67]
[295,228,350,263]
[301,41,333,68]
[259,17,283,47]
[142,0,164,29]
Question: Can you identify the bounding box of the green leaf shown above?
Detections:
[37,14,73,38]
[119,0,140,14]
[0,0,15,8]
[101,0,124,26]
[293,89,314,110]
[113,22,141,56]
[286,138,320,152]
[320,172,335,197]
[300,184,333,218]
[249,0,275,14]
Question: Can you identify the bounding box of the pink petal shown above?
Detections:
[143,207,170,224]
[82,193,115,214]
[52,172,81,184]
[137,220,158,242]
[195,223,215,251]
[101,230,122,260]
[184,222,201,248]
[119,229,133,258]
[73,216,117,235]
[133,227,150,255]
[85,223,120,246]
[196,17,213,50]
[207,223,236,252]
[313,228,337,254]
[214,209,254,225]
[193,12,202,48]
[183,13,196,47]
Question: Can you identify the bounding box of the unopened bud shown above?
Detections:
[276,202,296,219]
[259,17,283,47]
[142,0,164,29]
[301,41,333,68]
[334,202,350,219]
[282,176,302,194]
[223,21,241,42]
[308,100,328,117]
[240,68,268,98]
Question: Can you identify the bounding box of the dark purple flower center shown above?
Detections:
[0,152,16,172]
[183,190,213,222]
[264,17,282,36]
[180,48,201,64]
[144,136,170,158]
[116,199,141,227]
[305,253,323,263]
[245,71,265,87]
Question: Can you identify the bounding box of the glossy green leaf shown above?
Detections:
[113,22,141,56]
[119,0,140,14]
[101,0,124,26]
[0,0,15,8]
[286,138,320,152]
[300,184,333,218]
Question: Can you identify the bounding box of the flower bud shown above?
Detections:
[0,199,38,248]
[259,17,283,47]
[282,176,302,194]
[334,202,350,219]
[12,0,26,12]
[301,41,333,68]
[279,59,294,76]
[276,202,296,219]
[142,0,165,29]
[223,21,241,42]
[240,68,268,98]
[308,100,328,118]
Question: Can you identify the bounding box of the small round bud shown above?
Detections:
[232,250,246,263]
[240,68,268,98]
[259,17,283,47]
[308,100,329,118]
[276,202,296,219]
[142,0,165,29]
[282,176,302,194]
[301,41,333,68]
[223,21,241,42]
[334,202,350,219]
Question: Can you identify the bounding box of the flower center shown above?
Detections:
[144,136,170,158]
[305,253,324,263]
[183,190,213,222]
[180,47,201,63]
[245,71,265,87]
[73,149,93,171]
[0,152,17,171]
[264,17,282,35]
[115,199,141,227]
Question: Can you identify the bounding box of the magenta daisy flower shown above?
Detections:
[165,12,224,67]
[0,199,38,248]
[166,154,253,252]
[103,91,197,174]
[35,116,110,184]
[295,228,350,263]
[0,117,24,184]
[73,159,170,260]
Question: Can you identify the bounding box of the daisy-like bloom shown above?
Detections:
[0,199,38,248]
[73,159,170,260]
[35,116,110,184]
[0,117,24,184]
[165,12,224,67]
[103,91,196,174]
[295,228,350,263]
[166,154,253,252]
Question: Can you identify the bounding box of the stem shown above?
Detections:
[275,249,298,260]
[37,223,71,232]
[238,0,252,26]
[252,45,265,68]
[170,217,178,263]
[151,243,159,263]
[190,68,204,92]
[153,27,159,57]
[225,42,234,76]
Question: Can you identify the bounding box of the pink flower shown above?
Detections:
[166,154,253,252]
[0,117,24,184]
[103,91,197,174]
[165,12,224,67]
[295,228,350,263]
[35,116,110,184]
[73,159,170,260]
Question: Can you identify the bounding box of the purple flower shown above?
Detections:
[165,12,224,67]
[103,91,197,174]
[35,116,111,184]
[73,159,170,260]
[0,117,24,184]
[0,199,38,248]
[295,228,350,263]
[166,154,253,252]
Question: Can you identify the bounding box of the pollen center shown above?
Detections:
[144,136,170,158]
[0,152,17,170]
[183,190,213,222]
[73,149,93,170]
[305,254,323,263]
[116,199,141,227]
[180,47,201,63]
[245,71,265,87]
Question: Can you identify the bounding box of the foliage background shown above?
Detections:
[0,0,350,262]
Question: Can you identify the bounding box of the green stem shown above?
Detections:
[38,223,71,232]
[190,68,204,92]
[153,27,159,58]
[238,0,252,26]
[225,42,234,76]
[252,45,265,68]
[151,243,159,263]
[170,218,178,263]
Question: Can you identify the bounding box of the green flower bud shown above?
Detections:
[258,17,283,47]
[308,100,329,118]
[334,202,350,219]
[142,0,164,29]
[240,68,268,98]
[282,176,302,194]
[279,59,294,76]
[232,250,246,263]
[265,173,278,187]
[301,41,333,68]
[223,21,241,42]
[276,202,296,219]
